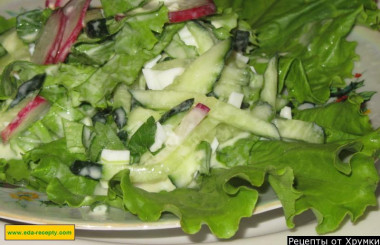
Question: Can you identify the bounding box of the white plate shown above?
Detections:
[0,1,379,244]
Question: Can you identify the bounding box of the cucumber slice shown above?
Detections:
[143,67,185,90]
[250,102,274,122]
[102,164,128,182]
[165,33,198,59]
[168,152,201,187]
[260,56,278,109]
[141,103,211,166]
[130,90,195,109]
[159,98,194,124]
[130,90,280,139]
[177,25,198,48]
[213,51,251,101]
[273,118,324,144]
[186,21,215,54]
[196,140,212,175]
[207,98,279,139]
[101,149,130,164]
[214,82,242,101]
[275,95,289,112]
[127,118,219,184]
[0,30,30,73]
[99,149,131,183]
[126,106,162,136]
[143,58,193,90]
[134,177,176,192]
[152,58,193,70]
[218,59,250,86]
[167,39,231,94]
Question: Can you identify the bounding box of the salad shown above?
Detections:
[0,0,380,239]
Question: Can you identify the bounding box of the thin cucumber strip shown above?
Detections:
[260,56,278,109]
[130,90,280,139]
[273,118,324,144]
[127,118,219,183]
[167,39,231,94]
[186,21,215,54]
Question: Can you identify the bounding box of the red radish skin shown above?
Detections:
[1,96,50,143]
[44,9,66,64]
[34,0,91,64]
[195,103,211,113]
[31,9,66,64]
[54,0,92,63]
[39,0,215,63]
[168,0,216,23]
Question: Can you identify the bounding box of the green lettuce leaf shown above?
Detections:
[294,94,373,141]
[46,178,106,207]
[0,158,29,185]
[215,0,379,104]
[107,128,379,238]
[16,9,51,43]
[69,40,115,66]
[62,119,86,154]
[356,0,380,29]
[0,31,31,74]
[9,120,56,153]
[109,166,267,239]
[100,0,146,17]
[88,122,126,162]
[0,16,16,34]
[75,6,170,107]
[280,57,323,104]
[216,135,259,167]
[127,116,157,163]
[0,44,7,57]
[0,61,45,100]
[39,92,85,138]
[250,136,379,234]
[44,63,97,90]
[114,6,168,55]
[23,139,99,197]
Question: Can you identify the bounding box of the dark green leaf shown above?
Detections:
[128,116,157,163]
[16,9,51,43]
[89,122,126,162]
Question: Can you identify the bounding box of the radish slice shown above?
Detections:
[33,0,91,64]
[54,0,92,63]
[168,0,216,23]
[1,96,50,143]
[45,0,70,9]
[45,10,67,64]
[171,103,210,143]
[31,9,66,64]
